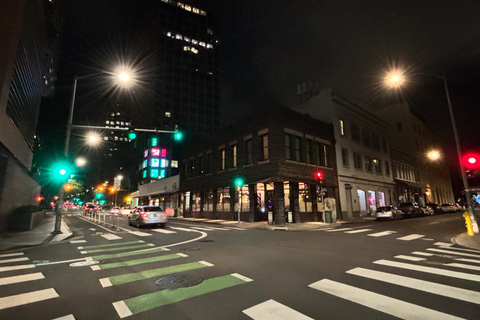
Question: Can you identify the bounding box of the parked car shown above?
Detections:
[421,206,434,216]
[84,204,97,215]
[110,207,121,215]
[128,206,167,228]
[426,203,442,214]
[452,203,463,212]
[398,202,424,217]
[375,206,404,220]
[440,203,455,213]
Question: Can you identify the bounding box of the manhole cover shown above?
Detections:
[199,240,214,243]
[179,247,201,251]
[155,274,203,289]
[70,260,100,267]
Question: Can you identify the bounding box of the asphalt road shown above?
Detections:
[0,212,479,320]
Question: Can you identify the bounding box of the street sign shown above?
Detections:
[114,177,121,188]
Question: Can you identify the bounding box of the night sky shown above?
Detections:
[52,0,480,187]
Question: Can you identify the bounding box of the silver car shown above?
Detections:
[375,206,404,220]
[128,206,167,228]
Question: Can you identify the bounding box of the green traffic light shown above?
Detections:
[59,169,67,175]
[174,131,183,141]
[95,193,103,199]
[128,131,137,140]
[234,177,244,187]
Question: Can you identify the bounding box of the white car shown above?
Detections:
[440,204,455,213]
[110,207,120,215]
[128,206,167,228]
[375,206,404,220]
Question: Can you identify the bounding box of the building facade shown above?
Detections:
[0,0,58,232]
[292,89,396,219]
[180,107,338,223]
[375,102,454,205]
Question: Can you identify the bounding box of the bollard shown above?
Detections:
[463,212,474,236]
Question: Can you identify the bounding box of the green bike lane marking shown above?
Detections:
[94,253,188,271]
[79,240,145,250]
[81,243,155,254]
[99,261,214,287]
[113,273,253,318]
[91,247,168,261]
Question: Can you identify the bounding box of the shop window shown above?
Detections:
[298,183,312,212]
[217,187,231,212]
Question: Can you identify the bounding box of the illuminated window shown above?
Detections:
[161,149,167,157]
[183,46,189,51]
[184,37,190,42]
[261,134,268,160]
[121,121,124,125]
[142,170,147,178]
[143,160,147,169]
[176,34,183,40]
[152,137,158,146]
[151,169,159,178]
[199,42,205,47]
[339,119,345,136]
[171,160,178,168]
[104,136,108,141]
[192,7,199,13]
[165,111,171,118]
[192,39,198,45]
[167,31,172,37]
[151,158,160,167]
[161,159,168,167]
[232,145,237,168]
[177,2,184,9]
[116,121,120,125]
[185,5,191,11]
[152,148,160,156]
[220,148,225,170]
[207,44,213,49]
[106,120,110,124]
[200,10,206,16]
[144,150,148,158]
[191,48,198,54]
[160,170,166,178]
[114,136,118,141]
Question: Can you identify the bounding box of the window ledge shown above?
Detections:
[257,160,270,165]
[243,164,254,168]
[228,167,237,171]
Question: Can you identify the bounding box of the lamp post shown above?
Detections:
[385,70,479,234]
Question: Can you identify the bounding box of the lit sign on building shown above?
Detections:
[152,137,158,147]
[151,158,160,167]
[152,148,160,157]
[162,149,167,157]
[151,169,159,178]
[144,150,148,158]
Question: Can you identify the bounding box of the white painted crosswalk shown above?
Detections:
[243,299,314,319]
[318,228,436,242]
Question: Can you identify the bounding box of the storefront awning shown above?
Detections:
[138,175,180,198]
[396,179,421,188]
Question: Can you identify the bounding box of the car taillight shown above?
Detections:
[142,213,148,219]
[163,212,167,217]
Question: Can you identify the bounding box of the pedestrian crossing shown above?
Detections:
[318,227,436,242]
[243,244,480,319]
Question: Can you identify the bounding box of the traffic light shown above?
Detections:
[462,153,480,170]
[64,184,73,192]
[51,161,71,183]
[174,131,183,141]
[95,193,103,199]
[234,177,244,187]
[315,170,324,183]
[128,128,137,140]
[97,185,105,192]
[109,186,117,194]
[36,196,44,202]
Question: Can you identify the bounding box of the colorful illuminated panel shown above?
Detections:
[151,158,160,167]
[151,169,159,178]
[144,150,148,158]
[151,148,160,157]
[152,137,158,147]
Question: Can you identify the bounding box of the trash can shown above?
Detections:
[287,211,293,223]
[324,210,333,223]
[174,208,178,217]
[268,211,273,224]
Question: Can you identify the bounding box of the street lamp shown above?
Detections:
[384,68,479,234]
[427,150,441,161]
[75,157,87,167]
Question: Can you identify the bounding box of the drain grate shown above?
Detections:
[155,274,204,289]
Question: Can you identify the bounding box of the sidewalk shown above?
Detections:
[452,232,480,251]
[0,211,72,252]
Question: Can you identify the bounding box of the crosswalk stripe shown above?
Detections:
[0,272,44,286]
[128,231,152,237]
[396,234,425,241]
[346,267,480,305]
[190,227,215,231]
[0,264,36,273]
[91,247,168,261]
[438,246,480,254]
[0,288,59,310]
[81,240,145,250]
[101,234,122,240]
[70,240,86,244]
[394,255,426,262]
[202,226,230,230]
[325,228,353,232]
[455,258,480,264]
[101,261,212,287]
[373,259,480,282]
[150,229,177,234]
[225,227,246,230]
[113,273,252,318]
[82,244,154,254]
[367,231,396,237]
[344,229,372,234]
[243,299,314,320]
[427,248,480,258]
[411,252,434,256]
[444,263,480,272]
[52,314,76,320]
[170,227,196,232]
[94,253,187,270]
[0,253,24,258]
[434,242,453,247]
[0,257,29,264]
[308,279,463,320]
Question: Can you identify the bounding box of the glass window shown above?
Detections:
[382,138,388,153]
[260,134,269,161]
[372,134,380,150]
[294,136,301,161]
[339,119,345,136]
[151,158,160,167]
[171,160,178,168]
[364,156,373,172]
[373,159,382,174]
[385,161,390,175]
[298,183,312,212]
[362,129,371,147]
[351,124,361,141]
[354,152,362,169]
[308,140,316,164]
[285,134,291,160]
[220,149,225,170]
[151,169,159,178]
[342,148,349,166]
[232,145,237,168]
[165,111,171,118]
[245,139,252,164]
[151,137,158,147]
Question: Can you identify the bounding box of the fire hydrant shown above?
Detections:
[463,212,474,236]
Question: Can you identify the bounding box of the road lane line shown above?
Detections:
[394,255,426,262]
[113,301,132,318]
[0,253,24,258]
[346,267,480,305]
[396,234,425,241]
[444,263,480,272]
[94,253,187,270]
[434,242,453,247]
[427,248,480,258]
[170,227,197,232]
[367,231,396,237]
[81,240,144,250]
[101,234,122,240]
[70,240,86,244]
[243,299,314,320]
[99,278,112,288]
[344,229,372,234]
[189,227,215,231]
[150,229,177,234]
[0,288,59,310]
[0,257,29,264]
[438,246,480,254]
[308,279,463,320]
[325,228,353,232]
[199,261,214,266]
[82,244,154,254]
[128,231,152,237]
[373,259,480,282]
[0,272,44,286]
[0,264,35,273]
[455,258,480,264]
[52,314,76,320]
[411,252,433,256]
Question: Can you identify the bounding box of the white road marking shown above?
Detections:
[434,242,453,247]
[438,246,480,254]
[99,278,112,288]
[308,279,463,320]
[0,288,59,310]
[396,234,425,241]
[394,255,426,262]
[444,263,480,272]
[101,234,122,240]
[52,314,76,320]
[455,258,480,264]
[243,299,314,320]
[325,228,353,232]
[80,251,87,254]
[0,253,24,258]
[70,240,86,244]
[170,227,196,232]
[427,248,480,258]
[0,264,35,273]
[367,231,396,237]
[150,229,177,234]
[0,257,29,264]
[128,231,152,237]
[411,252,433,256]
[89,228,96,231]
[91,265,101,271]
[344,229,372,234]
[113,300,132,318]
[199,261,215,267]
[373,259,480,282]
[35,258,86,266]
[346,267,480,305]
[0,272,44,286]
[190,227,215,231]
[226,227,246,230]
[177,253,189,257]
[231,273,253,282]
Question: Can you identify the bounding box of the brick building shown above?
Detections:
[180,106,338,223]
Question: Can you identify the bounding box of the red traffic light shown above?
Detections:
[315,170,324,180]
[462,153,480,170]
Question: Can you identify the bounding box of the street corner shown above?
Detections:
[452,232,480,251]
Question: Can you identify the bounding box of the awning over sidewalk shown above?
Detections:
[137,175,179,198]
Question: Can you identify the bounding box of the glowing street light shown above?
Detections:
[427,150,441,161]
[86,132,102,146]
[383,69,406,89]
[76,157,87,167]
